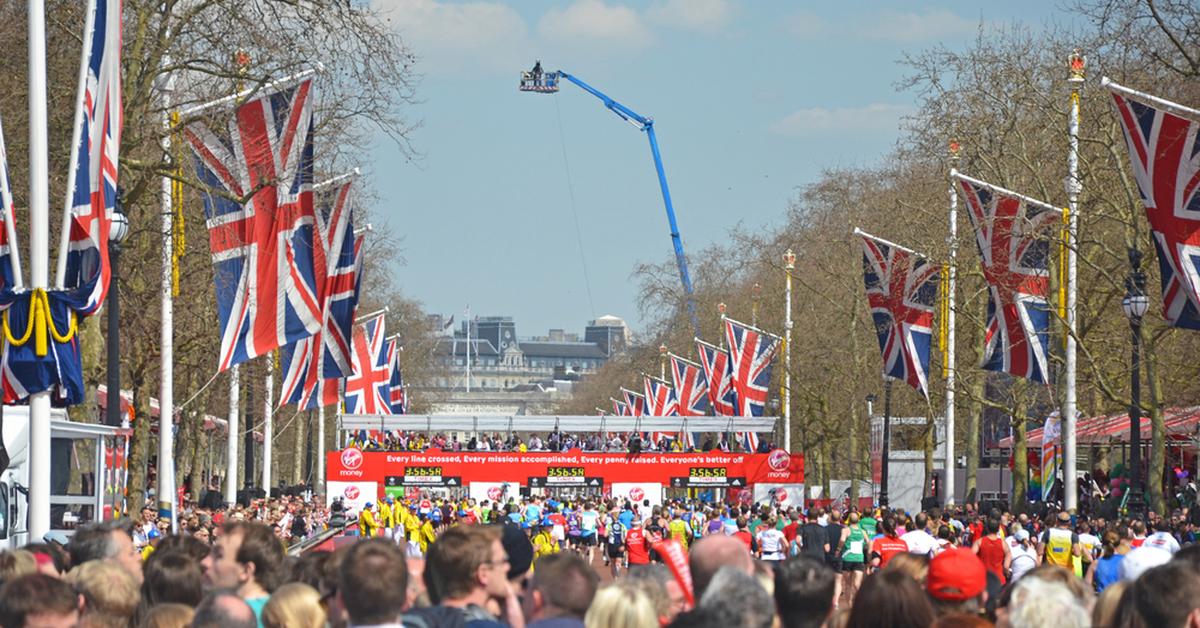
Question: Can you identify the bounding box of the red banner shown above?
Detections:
[328,448,803,492]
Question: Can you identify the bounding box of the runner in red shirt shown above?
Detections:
[625,519,651,566]
[1130,520,1147,547]
[972,517,1011,584]
[733,516,754,552]
[870,515,908,570]
[782,510,802,545]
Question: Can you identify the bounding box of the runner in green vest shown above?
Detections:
[841,512,868,606]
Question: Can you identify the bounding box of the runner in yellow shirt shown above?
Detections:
[532,521,560,562]
[1038,511,1081,569]
[379,499,394,537]
[668,509,691,550]
[404,506,422,553]
[419,515,437,554]
[358,502,378,538]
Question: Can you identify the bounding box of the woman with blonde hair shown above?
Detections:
[263,582,327,628]
[142,603,194,628]
[584,581,659,628]
[0,550,36,587]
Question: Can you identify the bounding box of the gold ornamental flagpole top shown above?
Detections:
[1068,49,1086,83]
[783,249,795,270]
[717,302,726,315]
[948,138,961,161]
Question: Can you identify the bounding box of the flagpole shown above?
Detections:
[26,0,52,540]
[1101,76,1200,119]
[949,170,1063,215]
[465,305,471,393]
[316,403,326,496]
[314,168,361,192]
[784,249,795,452]
[1063,51,1084,512]
[336,382,344,449]
[718,303,727,349]
[176,66,321,119]
[263,354,274,497]
[158,59,177,530]
[945,141,960,506]
[225,365,239,506]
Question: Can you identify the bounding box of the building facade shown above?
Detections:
[427,314,628,394]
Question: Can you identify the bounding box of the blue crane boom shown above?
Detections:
[521,67,700,334]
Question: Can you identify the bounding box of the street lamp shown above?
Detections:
[658,343,668,380]
[1122,247,1149,515]
[751,282,762,326]
[866,393,877,504]
[879,379,894,509]
[105,192,130,427]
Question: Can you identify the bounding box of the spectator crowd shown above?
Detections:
[345,429,776,454]
[3,486,1200,628]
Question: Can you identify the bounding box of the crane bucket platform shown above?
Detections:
[519,67,558,93]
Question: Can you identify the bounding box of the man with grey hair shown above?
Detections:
[698,566,774,628]
[191,591,258,628]
[66,520,143,583]
[1004,577,1090,628]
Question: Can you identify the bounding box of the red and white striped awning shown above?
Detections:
[998,406,1200,448]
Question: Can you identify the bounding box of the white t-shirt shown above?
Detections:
[1078,532,1102,558]
[1143,531,1180,554]
[1010,544,1039,581]
[901,529,939,557]
[758,528,786,559]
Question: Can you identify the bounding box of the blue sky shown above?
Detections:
[368,0,1070,337]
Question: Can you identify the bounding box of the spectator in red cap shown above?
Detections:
[926,547,988,617]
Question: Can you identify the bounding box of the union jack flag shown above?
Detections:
[696,338,737,415]
[956,173,1060,383]
[0,116,22,401]
[345,314,392,414]
[669,353,710,416]
[387,337,407,414]
[857,230,940,397]
[724,318,781,416]
[611,398,628,416]
[185,78,321,371]
[1107,82,1200,329]
[621,388,646,417]
[278,234,365,409]
[643,375,679,416]
[0,116,19,303]
[313,179,359,377]
[61,0,122,316]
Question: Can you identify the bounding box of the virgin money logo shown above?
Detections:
[487,486,503,501]
[341,447,364,470]
[344,485,360,500]
[767,449,790,471]
[774,488,788,503]
[629,487,645,502]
